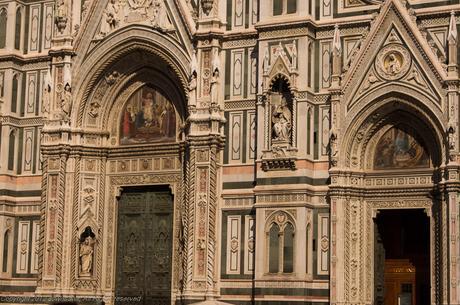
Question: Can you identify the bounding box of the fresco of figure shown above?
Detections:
[120,87,176,144]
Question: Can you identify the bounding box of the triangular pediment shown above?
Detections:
[342,0,446,109]
[73,0,194,71]
[349,26,442,108]
[268,53,292,81]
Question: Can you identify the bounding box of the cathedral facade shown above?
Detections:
[0,0,458,304]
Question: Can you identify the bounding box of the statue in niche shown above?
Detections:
[60,83,72,121]
[42,84,51,114]
[120,86,176,144]
[189,72,197,107]
[79,227,96,277]
[271,96,292,142]
[210,69,219,105]
[210,49,220,105]
[448,125,455,150]
[42,67,52,115]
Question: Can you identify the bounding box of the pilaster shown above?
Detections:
[183,25,226,301]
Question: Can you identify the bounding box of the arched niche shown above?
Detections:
[73,27,190,128]
[80,53,187,144]
[119,85,177,145]
[269,77,294,146]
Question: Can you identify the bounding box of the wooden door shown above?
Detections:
[115,189,174,305]
[384,259,416,305]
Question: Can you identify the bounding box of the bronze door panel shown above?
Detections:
[115,190,173,305]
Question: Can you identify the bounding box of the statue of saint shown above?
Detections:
[42,84,50,114]
[210,69,219,105]
[60,83,72,121]
[188,72,197,107]
[271,96,292,142]
[79,236,94,276]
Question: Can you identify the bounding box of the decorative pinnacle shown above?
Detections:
[190,50,198,76]
[448,11,457,43]
[333,25,342,54]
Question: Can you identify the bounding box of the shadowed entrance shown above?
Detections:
[374,209,430,305]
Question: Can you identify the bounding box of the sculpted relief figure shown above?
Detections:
[151,0,170,30]
[101,0,120,35]
[99,0,171,36]
[386,53,401,75]
[271,96,292,142]
[55,0,68,33]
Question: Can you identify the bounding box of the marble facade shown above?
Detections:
[0,0,458,304]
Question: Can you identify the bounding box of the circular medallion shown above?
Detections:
[375,44,411,80]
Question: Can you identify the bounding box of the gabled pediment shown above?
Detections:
[349,26,442,108]
[268,53,292,81]
[73,0,194,72]
[342,0,446,109]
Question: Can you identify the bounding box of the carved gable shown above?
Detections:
[350,27,442,108]
[342,0,446,110]
[72,0,193,75]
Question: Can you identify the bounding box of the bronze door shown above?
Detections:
[115,189,173,305]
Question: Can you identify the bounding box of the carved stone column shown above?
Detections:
[36,141,70,293]
[181,35,225,301]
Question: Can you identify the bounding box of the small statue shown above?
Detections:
[151,0,170,30]
[210,49,220,105]
[79,227,96,276]
[448,125,455,150]
[385,53,401,75]
[55,0,68,33]
[263,48,270,73]
[188,50,198,107]
[291,42,297,69]
[210,69,219,105]
[60,83,72,121]
[271,96,292,142]
[189,73,197,107]
[42,84,51,114]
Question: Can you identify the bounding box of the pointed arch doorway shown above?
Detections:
[115,186,174,305]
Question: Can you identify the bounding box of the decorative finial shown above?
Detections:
[333,25,342,54]
[190,50,198,76]
[212,48,220,73]
[448,11,457,43]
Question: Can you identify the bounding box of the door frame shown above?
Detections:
[114,185,175,303]
[101,172,183,304]
[370,200,433,305]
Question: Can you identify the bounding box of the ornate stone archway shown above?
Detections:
[329,96,447,305]
[37,25,226,304]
